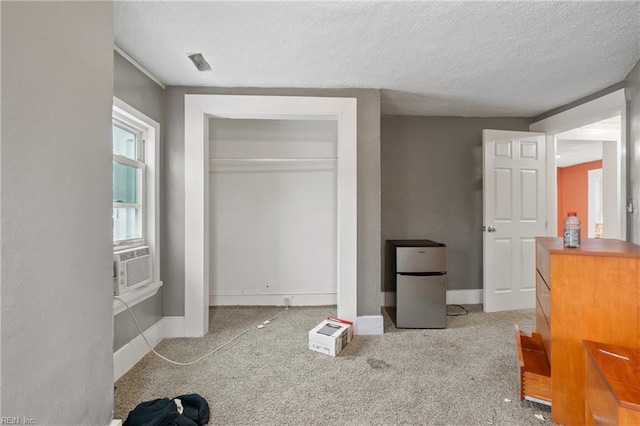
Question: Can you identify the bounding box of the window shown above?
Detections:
[112,98,162,314]
[113,116,146,246]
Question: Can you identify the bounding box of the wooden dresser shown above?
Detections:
[535,237,640,426]
[584,340,640,425]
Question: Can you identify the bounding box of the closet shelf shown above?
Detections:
[209,158,337,172]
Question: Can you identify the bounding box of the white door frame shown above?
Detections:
[530,89,627,239]
[184,95,357,337]
[588,168,604,238]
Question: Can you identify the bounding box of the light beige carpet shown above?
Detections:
[114,305,553,425]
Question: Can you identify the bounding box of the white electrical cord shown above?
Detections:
[114,296,288,366]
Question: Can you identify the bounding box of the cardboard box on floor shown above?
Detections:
[308,317,354,356]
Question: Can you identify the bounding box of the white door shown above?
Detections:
[483,130,547,312]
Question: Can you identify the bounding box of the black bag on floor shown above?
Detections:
[123,394,209,426]
[174,394,210,425]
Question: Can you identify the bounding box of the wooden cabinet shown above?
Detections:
[584,340,640,425]
[535,237,640,426]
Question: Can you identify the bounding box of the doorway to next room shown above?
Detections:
[555,114,621,240]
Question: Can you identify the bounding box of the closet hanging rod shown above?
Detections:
[209,158,338,172]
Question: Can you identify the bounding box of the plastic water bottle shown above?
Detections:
[563,212,581,248]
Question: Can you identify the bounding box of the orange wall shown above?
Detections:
[557,160,602,238]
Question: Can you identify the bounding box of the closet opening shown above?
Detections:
[184,95,357,337]
[209,118,338,307]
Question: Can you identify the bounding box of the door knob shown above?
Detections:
[487,226,496,232]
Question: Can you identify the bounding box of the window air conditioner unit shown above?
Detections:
[114,246,152,295]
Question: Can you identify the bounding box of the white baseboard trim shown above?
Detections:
[357,315,384,335]
[114,318,164,382]
[209,293,337,306]
[381,289,482,307]
[446,289,482,305]
[114,316,187,382]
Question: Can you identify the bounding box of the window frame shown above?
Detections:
[112,115,147,248]
[111,97,160,283]
[112,98,162,315]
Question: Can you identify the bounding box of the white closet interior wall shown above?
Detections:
[209,118,338,306]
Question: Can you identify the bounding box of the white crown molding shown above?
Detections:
[114,45,166,89]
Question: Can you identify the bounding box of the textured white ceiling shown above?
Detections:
[556,139,603,168]
[114,1,640,117]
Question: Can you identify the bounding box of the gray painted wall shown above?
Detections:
[626,59,640,244]
[1,2,114,423]
[114,51,163,124]
[113,290,163,352]
[381,116,531,292]
[163,87,381,317]
[113,51,164,351]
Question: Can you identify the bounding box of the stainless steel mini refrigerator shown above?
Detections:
[386,240,447,328]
